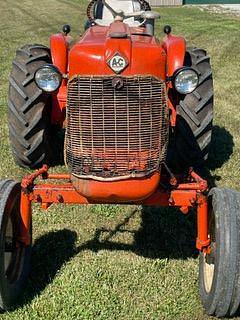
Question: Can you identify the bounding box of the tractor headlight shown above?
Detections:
[173,68,199,94]
[35,65,62,93]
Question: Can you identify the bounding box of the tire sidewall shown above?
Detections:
[0,182,31,310]
[199,224,221,313]
[199,188,238,317]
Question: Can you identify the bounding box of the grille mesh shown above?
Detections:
[66,75,169,180]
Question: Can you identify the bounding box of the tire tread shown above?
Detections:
[8,44,52,168]
[171,47,214,170]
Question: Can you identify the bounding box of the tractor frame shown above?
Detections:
[19,165,210,253]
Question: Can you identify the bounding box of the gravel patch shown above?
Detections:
[190,4,240,17]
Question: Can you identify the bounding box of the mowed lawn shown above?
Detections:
[0,1,240,319]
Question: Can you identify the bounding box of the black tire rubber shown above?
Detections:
[199,187,240,318]
[0,180,32,311]
[170,47,214,170]
[8,44,53,168]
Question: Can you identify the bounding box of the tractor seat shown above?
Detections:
[94,0,142,27]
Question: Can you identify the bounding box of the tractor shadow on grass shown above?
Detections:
[76,207,198,260]
[16,229,78,309]
[207,125,234,171]
[16,207,197,309]
[199,125,234,187]
[75,207,197,259]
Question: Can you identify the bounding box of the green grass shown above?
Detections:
[0,1,240,319]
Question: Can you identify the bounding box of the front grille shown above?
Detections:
[66,75,169,180]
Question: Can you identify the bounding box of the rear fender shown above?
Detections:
[163,34,186,78]
[50,34,69,125]
[163,34,186,126]
[50,33,68,74]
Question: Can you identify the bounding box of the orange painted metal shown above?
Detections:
[50,33,68,74]
[71,172,161,202]
[68,24,167,79]
[51,86,67,125]
[167,96,177,127]
[31,184,89,204]
[162,32,187,127]
[30,183,198,207]
[19,191,32,246]
[45,173,71,180]
[142,189,197,207]
[18,165,210,252]
[21,164,49,190]
[196,194,211,252]
[189,169,208,192]
[50,33,69,125]
[20,165,49,245]
[49,23,185,128]
[162,34,186,79]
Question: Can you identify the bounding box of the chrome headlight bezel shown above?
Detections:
[173,67,199,95]
[35,64,62,93]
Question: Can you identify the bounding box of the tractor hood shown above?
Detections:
[68,22,166,79]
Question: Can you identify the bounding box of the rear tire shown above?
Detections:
[0,180,32,311]
[170,47,214,170]
[8,44,53,168]
[199,188,240,317]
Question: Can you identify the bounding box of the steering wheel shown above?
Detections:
[87,0,158,27]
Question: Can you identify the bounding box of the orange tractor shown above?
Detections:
[1,0,240,317]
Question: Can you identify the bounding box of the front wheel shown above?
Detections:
[0,180,32,311]
[199,188,240,317]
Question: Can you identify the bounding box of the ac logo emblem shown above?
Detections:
[108,53,128,74]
